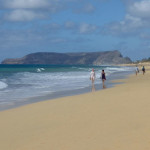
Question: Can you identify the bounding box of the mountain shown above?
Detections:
[1,50,132,65]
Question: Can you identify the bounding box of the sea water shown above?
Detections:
[0,64,134,110]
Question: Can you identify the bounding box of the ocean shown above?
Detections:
[0,64,134,110]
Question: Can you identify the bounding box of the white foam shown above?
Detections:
[40,68,45,71]
[36,68,42,72]
[105,66,133,73]
[0,81,8,89]
[0,66,133,105]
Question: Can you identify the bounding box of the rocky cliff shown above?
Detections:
[1,50,132,65]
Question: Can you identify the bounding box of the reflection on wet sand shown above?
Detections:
[91,83,95,92]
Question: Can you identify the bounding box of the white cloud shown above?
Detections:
[64,21,98,34]
[102,15,144,36]
[103,0,150,36]
[128,0,150,18]
[5,9,44,21]
[120,14,144,29]
[79,23,97,34]
[4,0,49,9]
[2,0,64,21]
[1,0,99,22]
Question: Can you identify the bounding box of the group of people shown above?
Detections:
[90,65,146,91]
[90,68,106,91]
[135,66,146,75]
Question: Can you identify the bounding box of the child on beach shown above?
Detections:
[101,70,106,89]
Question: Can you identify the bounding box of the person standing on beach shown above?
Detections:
[101,70,106,89]
[90,68,96,91]
[142,66,145,75]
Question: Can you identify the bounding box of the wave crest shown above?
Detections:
[0,81,8,89]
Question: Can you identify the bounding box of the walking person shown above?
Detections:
[90,68,96,91]
[101,70,106,89]
[135,66,139,76]
[142,66,145,75]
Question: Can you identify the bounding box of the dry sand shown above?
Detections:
[119,62,150,69]
[0,69,150,150]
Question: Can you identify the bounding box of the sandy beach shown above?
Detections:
[0,68,150,150]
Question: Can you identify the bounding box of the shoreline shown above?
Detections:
[0,68,150,149]
[0,70,133,111]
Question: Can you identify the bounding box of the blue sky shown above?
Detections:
[0,0,150,62]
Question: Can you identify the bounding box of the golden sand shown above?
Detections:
[0,69,150,150]
[119,62,150,68]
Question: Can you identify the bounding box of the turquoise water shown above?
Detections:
[0,64,105,73]
[0,64,134,109]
